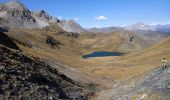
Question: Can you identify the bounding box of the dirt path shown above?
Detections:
[94,66,170,100]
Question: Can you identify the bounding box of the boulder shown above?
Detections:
[46,36,62,48]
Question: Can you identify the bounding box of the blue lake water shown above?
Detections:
[82,51,125,59]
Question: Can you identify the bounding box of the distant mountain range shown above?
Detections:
[87,26,124,33]
[0,1,169,35]
[125,22,170,33]
[88,22,170,34]
[0,1,86,33]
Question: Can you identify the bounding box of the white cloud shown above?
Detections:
[149,22,170,25]
[94,25,100,28]
[95,16,108,20]
[57,16,63,20]
[74,17,81,21]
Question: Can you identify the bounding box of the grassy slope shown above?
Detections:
[77,32,124,54]
[83,37,170,80]
[5,29,170,85]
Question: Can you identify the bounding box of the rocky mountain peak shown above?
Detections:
[59,20,86,33]
[0,1,49,29]
[0,1,37,29]
[3,0,26,11]
[0,1,85,33]
[34,10,50,21]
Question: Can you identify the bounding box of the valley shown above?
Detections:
[4,28,170,91]
[0,1,170,100]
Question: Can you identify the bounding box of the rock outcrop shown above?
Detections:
[58,31,80,38]
[0,1,86,33]
[0,45,88,99]
[58,20,86,33]
[95,67,170,100]
[34,10,50,21]
[118,31,153,51]
[46,36,62,48]
[0,1,41,29]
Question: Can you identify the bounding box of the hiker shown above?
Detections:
[162,58,167,69]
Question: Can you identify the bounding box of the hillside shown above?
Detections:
[59,20,87,33]
[1,16,169,100]
[0,1,86,33]
[2,23,168,78]
[0,45,88,99]
[0,28,96,99]
[79,36,170,80]
[1,27,170,100]
[95,66,170,100]
[0,1,170,100]
[87,27,124,33]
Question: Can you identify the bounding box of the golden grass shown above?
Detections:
[5,29,170,84]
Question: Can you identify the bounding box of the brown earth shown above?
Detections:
[2,28,170,99]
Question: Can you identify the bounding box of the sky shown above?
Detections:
[0,0,170,28]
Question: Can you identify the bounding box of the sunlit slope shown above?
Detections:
[5,29,87,68]
[77,32,124,54]
[5,28,170,82]
[82,37,170,80]
[123,36,170,65]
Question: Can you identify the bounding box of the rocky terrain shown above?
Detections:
[0,1,86,33]
[0,1,170,100]
[0,28,19,50]
[0,1,40,29]
[95,66,170,100]
[118,31,154,51]
[57,31,80,38]
[58,20,86,33]
[0,43,92,99]
[46,36,62,49]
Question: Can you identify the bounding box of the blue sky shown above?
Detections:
[1,0,170,28]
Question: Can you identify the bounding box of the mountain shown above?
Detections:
[58,20,86,33]
[125,22,155,31]
[118,31,153,51]
[0,31,89,99]
[0,1,85,33]
[87,26,124,33]
[0,1,43,29]
[88,22,170,35]
[34,10,51,21]
[125,22,170,33]
[155,24,170,33]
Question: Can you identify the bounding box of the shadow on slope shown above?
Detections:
[0,30,93,99]
[0,27,19,50]
[0,46,90,99]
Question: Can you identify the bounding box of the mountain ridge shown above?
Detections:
[125,22,170,32]
[0,1,86,33]
[87,22,170,34]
